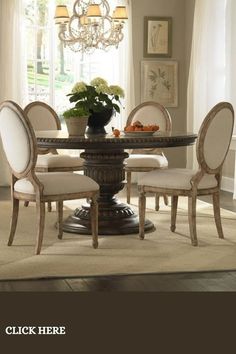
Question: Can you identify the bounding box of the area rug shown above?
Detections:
[0,197,236,280]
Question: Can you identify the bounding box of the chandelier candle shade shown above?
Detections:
[54,1,128,53]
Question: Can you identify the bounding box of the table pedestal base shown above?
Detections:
[62,198,154,235]
[62,148,154,235]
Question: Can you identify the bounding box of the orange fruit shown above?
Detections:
[133,120,142,126]
[113,129,120,137]
[153,125,159,131]
[125,125,135,132]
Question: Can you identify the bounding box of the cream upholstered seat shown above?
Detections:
[139,168,218,190]
[138,102,234,246]
[36,153,83,169]
[125,101,172,210]
[0,101,99,255]
[24,101,84,211]
[125,154,168,169]
[14,172,98,195]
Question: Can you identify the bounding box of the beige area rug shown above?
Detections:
[0,196,236,280]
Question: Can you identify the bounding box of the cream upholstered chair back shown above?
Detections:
[0,101,37,178]
[24,101,61,131]
[127,101,172,155]
[196,102,234,174]
[127,101,172,132]
[25,101,61,155]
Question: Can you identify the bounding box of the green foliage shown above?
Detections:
[69,85,121,114]
[27,65,73,89]
[67,79,124,115]
[63,107,89,118]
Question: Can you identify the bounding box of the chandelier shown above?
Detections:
[54,1,128,53]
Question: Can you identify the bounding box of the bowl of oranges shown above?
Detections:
[124,120,159,136]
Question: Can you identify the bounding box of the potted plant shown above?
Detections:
[67,77,125,135]
[63,107,89,136]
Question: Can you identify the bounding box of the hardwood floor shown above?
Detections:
[0,186,236,292]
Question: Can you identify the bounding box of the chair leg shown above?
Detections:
[47,201,52,212]
[8,198,19,246]
[163,195,169,206]
[57,201,63,240]
[170,196,178,232]
[90,197,98,249]
[126,171,132,204]
[35,201,45,255]
[24,201,29,207]
[188,195,198,246]
[139,192,146,240]
[213,192,224,239]
[155,195,160,211]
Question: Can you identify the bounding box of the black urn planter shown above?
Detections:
[86,108,114,135]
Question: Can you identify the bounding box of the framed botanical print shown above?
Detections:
[141,60,178,107]
[144,16,172,58]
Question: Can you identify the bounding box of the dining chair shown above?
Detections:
[24,101,84,211]
[0,101,99,255]
[138,102,234,246]
[125,101,172,210]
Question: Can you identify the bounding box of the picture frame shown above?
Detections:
[144,16,172,58]
[141,60,178,107]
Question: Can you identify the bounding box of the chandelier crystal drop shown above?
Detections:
[54,1,128,53]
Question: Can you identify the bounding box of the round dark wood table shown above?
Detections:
[36,131,197,235]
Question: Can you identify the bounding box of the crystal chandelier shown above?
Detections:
[54,1,128,53]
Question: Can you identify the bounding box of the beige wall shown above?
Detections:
[223,150,235,178]
[132,0,195,168]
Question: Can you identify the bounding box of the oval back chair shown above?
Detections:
[24,101,61,155]
[125,101,172,210]
[138,102,234,246]
[126,101,172,132]
[0,100,99,255]
[24,101,61,131]
[24,101,84,211]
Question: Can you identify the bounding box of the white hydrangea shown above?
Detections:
[109,85,125,98]
[95,83,110,95]
[72,81,87,94]
[90,77,108,87]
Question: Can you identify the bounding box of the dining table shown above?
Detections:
[36,130,198,236]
